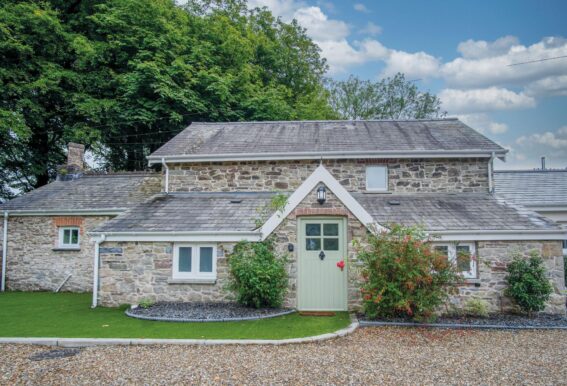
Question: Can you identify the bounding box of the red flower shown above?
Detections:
[336,260,345,271]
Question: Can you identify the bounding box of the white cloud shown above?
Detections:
[517,128,567,149]
[292,6,349,41]
[507,126,567,169]
[317,39,388,74]
[456,113,509,135]
[353,3,369,13]
[525,75,567,97]
[360,21,382,36]
[441,36,567,89]
[381,50,441,79]
[247,0,302,19]
[457,35,519,59]
[439,87,536,114]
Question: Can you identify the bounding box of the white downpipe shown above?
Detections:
[1,211,8,292]
[488,152,495,193]
[91,234,105,308]
[162,157,169,194]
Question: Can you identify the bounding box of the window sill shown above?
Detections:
[52,248,81,251]
[462,278,481,285]
[363,190,391,194]
[167,278,217,285]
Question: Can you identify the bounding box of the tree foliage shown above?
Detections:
[356,224,460,321]
[0,0,334,199]
[505,251,553,315]
[327,73,446,120]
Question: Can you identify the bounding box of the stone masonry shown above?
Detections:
[98,242,236,306]
[168,158,489,193]
[4,216,111,292]
[451,240,566,315]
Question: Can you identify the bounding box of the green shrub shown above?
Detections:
[357,224,461,321]
[505,251,553,315]
[463,298,489,318]
[138,298,155,309]
[227,238,288,308]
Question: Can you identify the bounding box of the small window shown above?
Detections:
[366,166,388,191]
[173,244,217,280]
[58,227,80,249]
[433,243,477,279]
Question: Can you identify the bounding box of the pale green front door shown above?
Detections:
[298,218,348,311]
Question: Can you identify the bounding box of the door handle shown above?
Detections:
[319,251,325,260]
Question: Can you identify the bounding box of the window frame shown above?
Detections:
[365,165,388,192]
[58,226,80,249]
[172,243,217,280]
[433,242,477,279]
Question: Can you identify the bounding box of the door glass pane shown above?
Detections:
[71,229,79,244]
[306,238,321,251]
[63,229,71,244]
[178,247,192,272]
[199,247,213,273]
[456,245,471,272]
[323,238,339,250]
[306,224,321,236]
[323,223,338,236]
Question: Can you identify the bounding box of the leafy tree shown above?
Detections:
[0,1,83,197]
[327,73,446,120]
[0,0,335,199]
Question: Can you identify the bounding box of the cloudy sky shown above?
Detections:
[247,0,567,170]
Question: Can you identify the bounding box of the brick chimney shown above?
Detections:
[57,143,85,181]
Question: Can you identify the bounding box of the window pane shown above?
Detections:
[323,238,339,251]
[434,246,449,257]
[456,246,471,272]
[306,238,321,251]
[323,224,338,236]
[71,229,79,245]
[367,166,387,190]
[178,247,192,272]
[63,229,71,244]
[199,247,213,273]
[306,224,321,236]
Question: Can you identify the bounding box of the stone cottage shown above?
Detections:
[1,120,565,314]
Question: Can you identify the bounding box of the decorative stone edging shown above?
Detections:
[0,315,359,347]
[124,308,296,323]
[359,320,567,330]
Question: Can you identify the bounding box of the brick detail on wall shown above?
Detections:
[53,217,84,227]
[291,208,351,218]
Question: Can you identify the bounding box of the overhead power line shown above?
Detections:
[507,55,567,66]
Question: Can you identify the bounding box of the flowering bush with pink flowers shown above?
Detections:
[356,224,461,321]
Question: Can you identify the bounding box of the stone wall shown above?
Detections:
[4,215,111,292]
[98,241,236,306]
[168,158,489,193]
[451,240,566,315]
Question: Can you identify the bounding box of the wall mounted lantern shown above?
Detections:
[317,185,326,205]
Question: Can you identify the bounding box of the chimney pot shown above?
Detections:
[541,156,546,170]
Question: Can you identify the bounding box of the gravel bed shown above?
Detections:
[359,313,567,329]
[126,302,294,322]
[2,328,566,384]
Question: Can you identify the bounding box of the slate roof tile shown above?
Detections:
[494,170,567,207]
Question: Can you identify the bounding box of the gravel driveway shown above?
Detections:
[1,327,566,385]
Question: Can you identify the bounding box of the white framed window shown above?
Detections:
[173,244,217,280]
[366,166,388,191]
[58,227,80,249]
[433,242,477,279]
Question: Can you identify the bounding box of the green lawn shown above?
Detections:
[0,292,350,340]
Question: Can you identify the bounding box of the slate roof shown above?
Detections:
[494,170,567,207]
[0,173,161,212]
[93,192,280,233]
[353,193,561,231]
[148,119,506,161]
